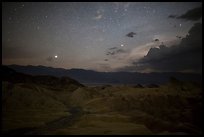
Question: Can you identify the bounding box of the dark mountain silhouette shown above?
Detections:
[2,65,84,90]
[5,65,202,85]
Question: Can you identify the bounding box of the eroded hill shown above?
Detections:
[2,67,202,135]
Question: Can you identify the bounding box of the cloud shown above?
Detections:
[106,47,127,56]
[118,23,202,73]
[168,15,177,18]
[93,9,104,20]
[108,47,117,50]
[126,32,136,38]
[93,14,102,20]
[177,6,202,21]
[127,42,156,60]
[176,36,182,39]
[116,49,126,53]
[168,6,202,21]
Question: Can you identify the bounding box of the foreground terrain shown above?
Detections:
[2,67,202,135]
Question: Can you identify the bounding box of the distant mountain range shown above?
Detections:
[2,65,84,90]
[5,65,202,85]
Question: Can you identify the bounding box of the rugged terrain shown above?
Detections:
[2,67,202,135]
[6,64,202,85]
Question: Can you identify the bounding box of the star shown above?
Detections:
[2,2,201,73]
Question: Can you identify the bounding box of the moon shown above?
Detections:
[121,44,124,47]
[54,55,58,58]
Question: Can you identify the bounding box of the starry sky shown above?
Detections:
[2,2,202,72]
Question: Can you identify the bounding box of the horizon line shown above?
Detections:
[3,64,202,75]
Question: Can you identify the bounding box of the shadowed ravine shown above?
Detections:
[3,107,85,135]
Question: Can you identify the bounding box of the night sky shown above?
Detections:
[2,2,202,73]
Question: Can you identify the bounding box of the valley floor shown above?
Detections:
[2,81,202,135]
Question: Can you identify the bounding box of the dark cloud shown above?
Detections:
[116,49,126,53]
[126,32,136,38]
[106,47,127,56]
[168,15,177,18]
[168,6,202,21]
[108,47,117,50]
[177,6,202,21]
[176,36,182,39]
[106,51,115,56]
[119,23,202,73]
